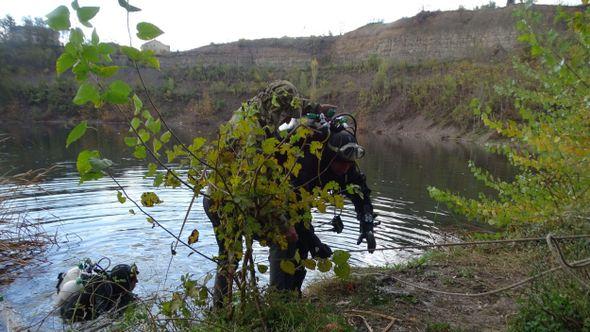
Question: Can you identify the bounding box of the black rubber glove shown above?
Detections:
[330,215,344,233]
[311,242,333,259]
[357,212,377,253]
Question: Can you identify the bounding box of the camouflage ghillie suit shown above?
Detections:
[207,80,305,306]
[206,80,347,305]
[230,80,319,132]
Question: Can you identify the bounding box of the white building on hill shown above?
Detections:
[141,40,171,55]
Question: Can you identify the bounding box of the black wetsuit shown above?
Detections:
[268,147,374,292]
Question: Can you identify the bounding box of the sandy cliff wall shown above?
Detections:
[158,36,336,68]
[158,5,562,69]
[331,8,520,63]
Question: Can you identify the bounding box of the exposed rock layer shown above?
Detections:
[158,5,562,69]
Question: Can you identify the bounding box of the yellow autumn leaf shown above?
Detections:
[188,229,199,245]
[140,192,162,207]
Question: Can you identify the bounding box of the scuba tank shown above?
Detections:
[55,278,84,307]
[58,262,139,322]
[58,266,81,290]
[55,259,94,305]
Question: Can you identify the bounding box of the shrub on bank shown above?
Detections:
[428,4,590,231]
[510,277,590,332]
[428,2,590,330]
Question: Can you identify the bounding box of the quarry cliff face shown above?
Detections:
[2,4,573,135]
[330,7,521,63]
[132,4,572,139]
[158,37,336,68]
[158,5,560,69]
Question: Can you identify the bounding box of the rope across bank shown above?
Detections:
[345,233,590,297]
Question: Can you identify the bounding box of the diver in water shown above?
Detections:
[56,261,139,322]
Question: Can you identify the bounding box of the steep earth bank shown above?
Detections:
[0,4,579,140]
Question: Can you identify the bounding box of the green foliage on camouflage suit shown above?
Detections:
[429,3,590,230]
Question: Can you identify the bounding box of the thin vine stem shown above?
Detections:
[107,171,216,263]
[132,61,217,171]
[112,103,198,193]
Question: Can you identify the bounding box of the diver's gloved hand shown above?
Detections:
[311,242,333,259]
[318,104,337,117]
[300,113,329,141]
[356,211,378,254]
[302,102,337,117]
[285,226,298,243]
[330,215,344,233]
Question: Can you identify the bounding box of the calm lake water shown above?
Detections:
[0,123,510,329]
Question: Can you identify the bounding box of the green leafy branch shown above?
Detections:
[429,4,590,229]
[47,1,354,323]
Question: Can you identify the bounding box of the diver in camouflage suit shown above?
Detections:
[204,80,349,306]
[205,80,308,307]
[229,80,305,130]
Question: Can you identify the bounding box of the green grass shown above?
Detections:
[115,290,351,332]
[509,278,590,332]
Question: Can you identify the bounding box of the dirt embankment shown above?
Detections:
[163,5,564,68]
[1,4,579,140]
[307,243,557,331]
[115,4,569,140]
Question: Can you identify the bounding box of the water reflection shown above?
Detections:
[0,123,511,328]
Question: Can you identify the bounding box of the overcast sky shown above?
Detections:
[0,0,579,51]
